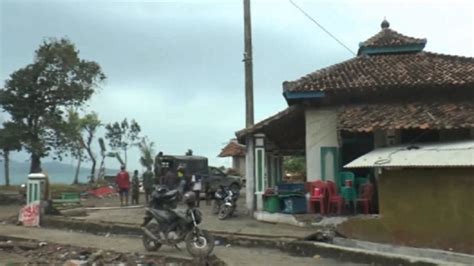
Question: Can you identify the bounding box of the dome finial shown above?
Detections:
[381,17,390,29]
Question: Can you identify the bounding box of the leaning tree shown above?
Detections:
[58,109,102,183]
[0,38,106,173]
[105,118,141,167]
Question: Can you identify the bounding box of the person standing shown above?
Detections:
[115,165,130,206]
[204,181,212,206]
[191,174,202,207]
[142,166,154,204]
[162,167,178,189]
[131,170,140,205]
[177,166,187,194]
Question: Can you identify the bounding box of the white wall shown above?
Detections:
[232,156,246,177]
[305,107,339,181]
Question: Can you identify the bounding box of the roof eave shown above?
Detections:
[358,43,426,56]
[283,91,325,104]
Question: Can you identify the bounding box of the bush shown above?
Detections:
[283,156,306,175]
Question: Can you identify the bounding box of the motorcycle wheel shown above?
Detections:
[185,229,215,257]
[218,205,231,220]
[142,223,162,252]
[212,200,220,215]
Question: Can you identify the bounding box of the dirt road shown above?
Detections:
[0,224,365,265]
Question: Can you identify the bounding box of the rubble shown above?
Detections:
[0,238,191,265]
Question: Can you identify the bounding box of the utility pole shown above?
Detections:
[243,0,255,214]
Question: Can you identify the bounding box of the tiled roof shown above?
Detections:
[283,52,474,93]
[218,141,246,157]
[338,101,474,132]
[236,106,301,138]
[359,28,426,51]
[283,21,473,95]
[236,106,306,152]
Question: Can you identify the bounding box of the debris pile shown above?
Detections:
[0,239,169,265]
[0,238,225,265]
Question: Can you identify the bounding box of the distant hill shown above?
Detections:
[0,160,116,185]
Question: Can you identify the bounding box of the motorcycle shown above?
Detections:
[215,186,239,220]
[141,185,214,257]
[212,186,227,215]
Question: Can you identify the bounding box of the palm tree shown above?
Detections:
[138,138,155,170]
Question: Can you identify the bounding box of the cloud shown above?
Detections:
[1,0,472,171]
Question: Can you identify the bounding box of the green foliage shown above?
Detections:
[283,155,306,174]
[0,38,105,172]
[58,109,101,178]
[104,118,141,166]
[138,137,155,170]
[0,122,22,154]
[57,109,86,160]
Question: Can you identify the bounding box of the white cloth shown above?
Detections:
[192,175,202,191]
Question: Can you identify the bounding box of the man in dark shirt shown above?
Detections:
[142,166,154,204]
[162,168,179,189]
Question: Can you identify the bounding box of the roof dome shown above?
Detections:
[358,20,427,55]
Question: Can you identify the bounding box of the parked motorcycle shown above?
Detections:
[212,186,227,215]
[141,185,214,257]
[214,186,239,220]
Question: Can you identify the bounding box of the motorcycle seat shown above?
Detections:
[149,208,174,222]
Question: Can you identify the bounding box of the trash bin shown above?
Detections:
[263,195,281,213]
[280,194,307,214]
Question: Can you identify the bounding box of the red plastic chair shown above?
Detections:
[356,183,374,214]
[309,180,327,214]
[326,180,343,214]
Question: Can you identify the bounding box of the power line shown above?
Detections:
[289,0,356,56]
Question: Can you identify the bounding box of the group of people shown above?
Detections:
[115,164,205,207]
[115,165,155,206]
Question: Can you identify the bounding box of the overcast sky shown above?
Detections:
[1,0,472,172]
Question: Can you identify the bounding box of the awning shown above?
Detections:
[345,140,474,168]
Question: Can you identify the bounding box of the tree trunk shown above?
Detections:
[30,153,42,174]
[90,158,96,183]
[73,158,81,184]
[124,147,128,168]
[97,157,105,181]
[4,150,10,187]
[85,147,96,182]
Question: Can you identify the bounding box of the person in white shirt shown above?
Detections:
[191,174,202,207]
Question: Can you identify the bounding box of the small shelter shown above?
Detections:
[343,140,474,253]
[218,139,247,176]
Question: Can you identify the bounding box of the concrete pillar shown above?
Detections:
[267,154,273,188]
[277,156,283,183]
[271,155,278,188]
[254,133,265,211]
[274,156,280,185]
[245,136,255,214]
[305,108,339,182]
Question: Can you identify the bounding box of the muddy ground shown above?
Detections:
[0,236,220,265]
